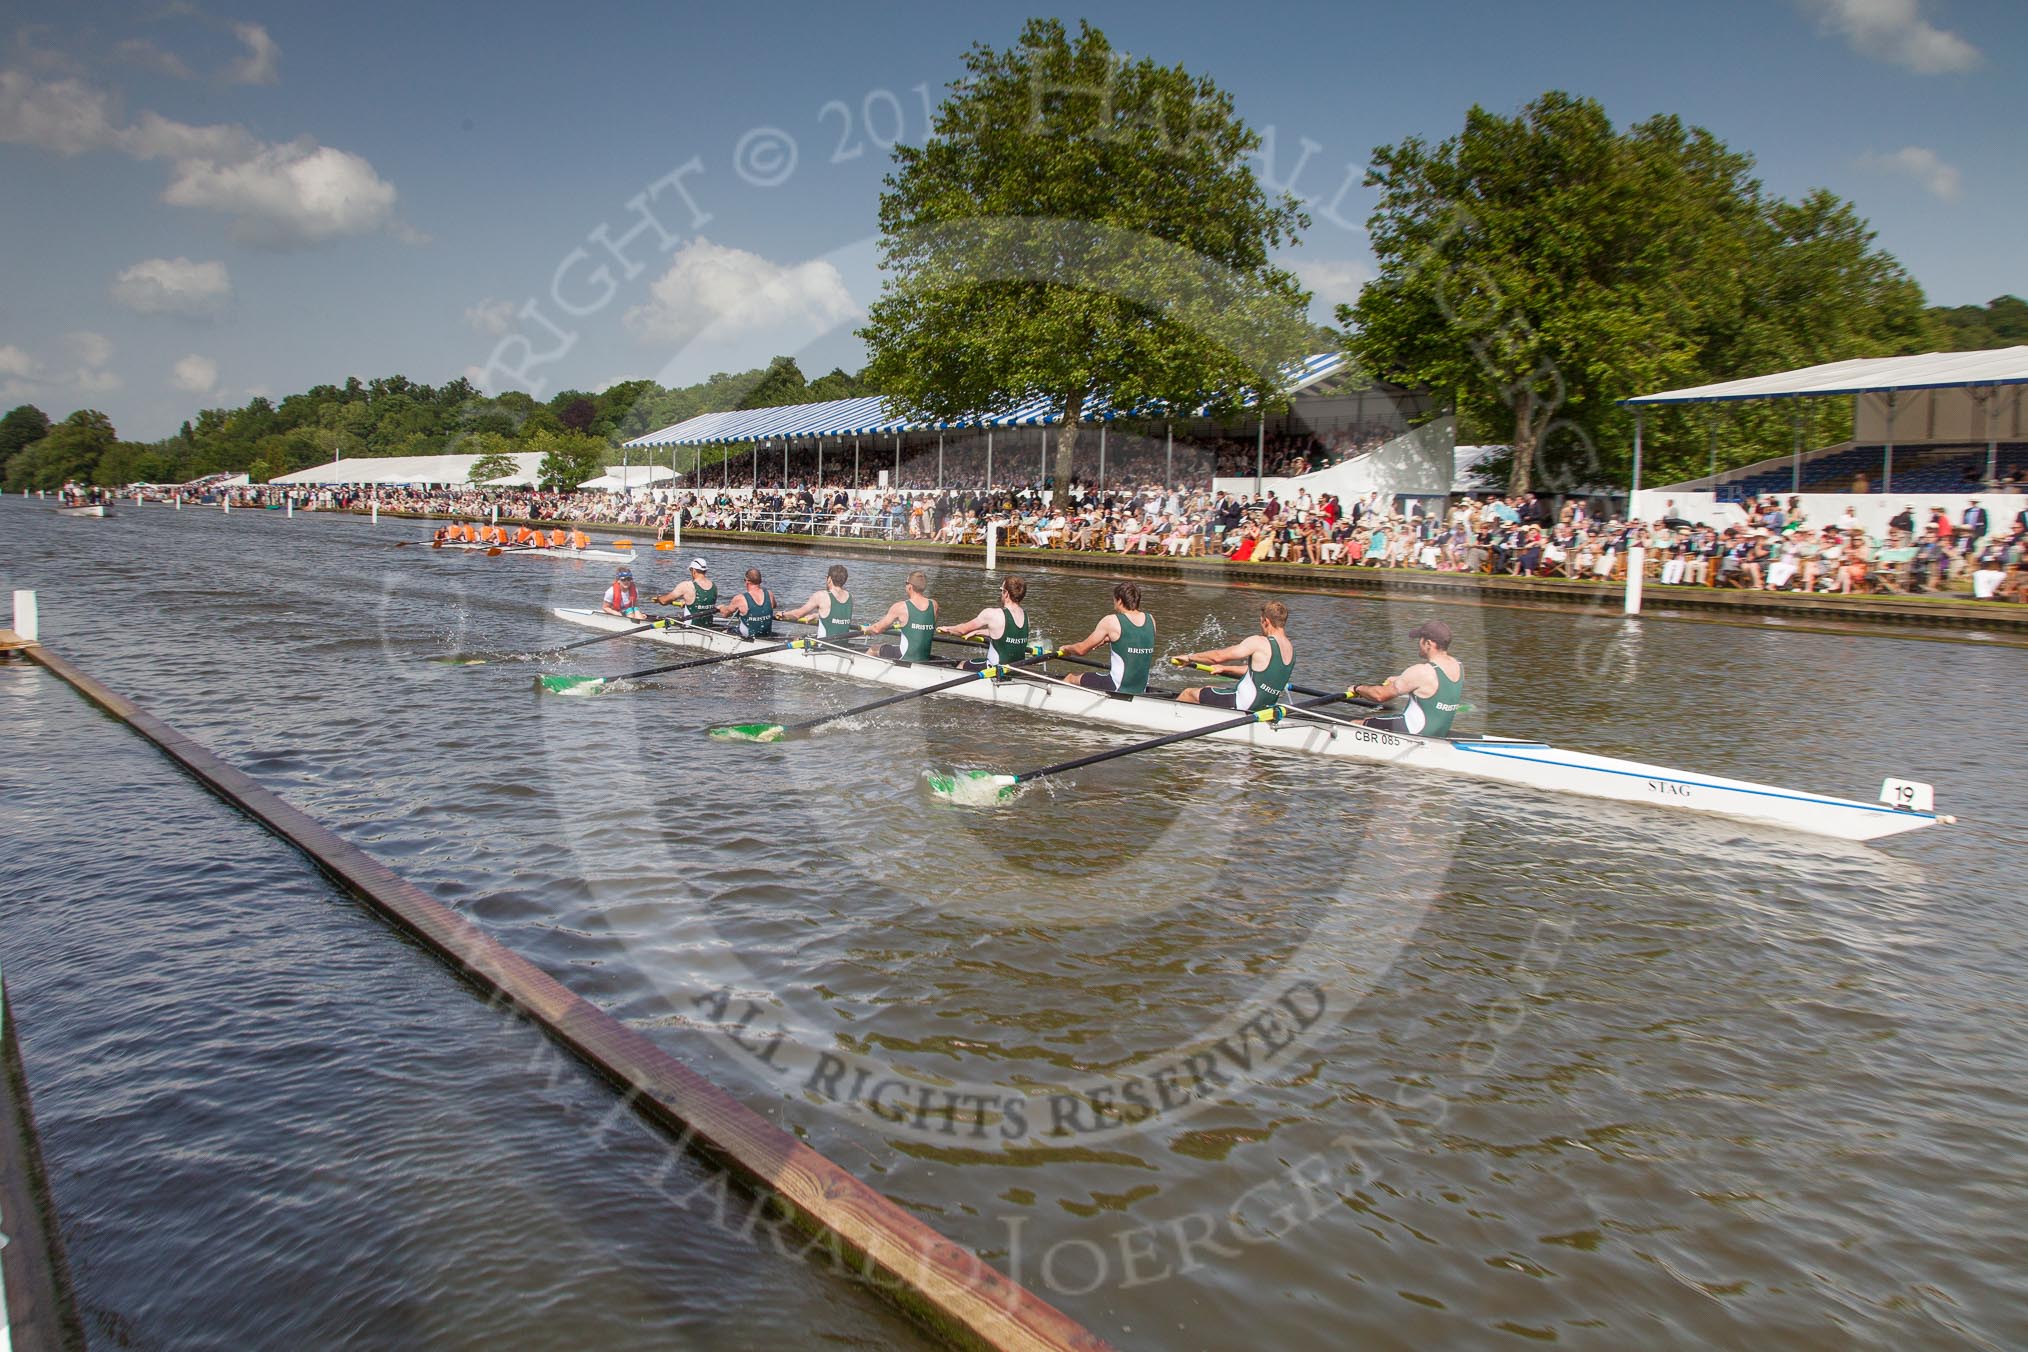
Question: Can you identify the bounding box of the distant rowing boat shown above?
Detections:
[436,541,635,563]
[54,503,111,518]
[548,607,1945,843]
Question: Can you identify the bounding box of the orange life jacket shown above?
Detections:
[512,526,533,544]
[549,529,569,548]
[460,524,479,543]
[570,530,590,550]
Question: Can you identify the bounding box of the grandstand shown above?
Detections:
[1687,440,2028,502]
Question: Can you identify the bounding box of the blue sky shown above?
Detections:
[1,0,2020,439]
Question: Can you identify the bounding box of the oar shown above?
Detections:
[537,635,821,695]
[1167,658,1385,709]
[546,615,689,655]
[710,647,1060,742]
[928,698,1319,805]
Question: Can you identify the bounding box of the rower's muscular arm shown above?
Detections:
[777,589,826,622]
[1178,635,1258,677]
[1061,614,1120,658]
[939,607,996,637]
[864,599,908,634]
[651,581,690,606]
[1354,662,1435,705]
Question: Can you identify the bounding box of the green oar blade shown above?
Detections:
[535,673,609,695]
[925,769,1020,806]
[708,722,786,743]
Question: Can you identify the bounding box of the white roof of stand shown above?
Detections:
[578,464,677,490]
[624,353,1354,448]
[1624,346,2028,406]
[272,452,547,485]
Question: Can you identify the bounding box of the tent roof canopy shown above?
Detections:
[1622,346,2028,407]
[625,353,1354,449]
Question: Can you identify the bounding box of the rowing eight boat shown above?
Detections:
[548,606,1945,843]
[437,541,636,563]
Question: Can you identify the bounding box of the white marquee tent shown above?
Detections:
[577,464,677,491]
[271,451,547,487]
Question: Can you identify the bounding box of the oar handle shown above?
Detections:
[1168,659,1384,709]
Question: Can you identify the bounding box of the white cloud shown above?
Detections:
[113,38,195,80]
[465,298,516,336]
[0,69,123,153]
[0,67,414,248]
[66,331,114,369]
[163,137,401,247]
[111,256,234,316]
[624,238,859,346]
[1292,258,1373,310]
[0,337,122,397]
[171,353,219,394]
[224,22,279,86]
[1861,145,1962,201]
[1801,0,1980,73]
[0,345,42,380]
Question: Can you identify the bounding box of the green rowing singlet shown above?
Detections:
[899,597,935,661]
[1217,635,1293,712]
[1406,661,1464,737]
[987,605,1029,663]
[1109,610,1156,695]
[686,579,717,623]
[739,587,774,638]
[817,589,853,639]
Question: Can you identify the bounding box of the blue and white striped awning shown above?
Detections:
[623,352,1348,447]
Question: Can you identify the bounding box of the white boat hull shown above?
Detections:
[549,608,1942,843]
[438,542,635,563]
[56,503,109,517]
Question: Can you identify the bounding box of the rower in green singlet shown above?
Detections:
[1061,580,1158,696]
[716,567,777,639]
[1351,619,1465,737]
[1176,600,1294,712]
[865,569,940,662]
[941,576,1031,669]
[651,557,717,626]
[779,563,855,640]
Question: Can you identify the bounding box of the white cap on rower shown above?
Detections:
[689,557,709,572]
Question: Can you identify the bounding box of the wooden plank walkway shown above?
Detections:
[1,978,85,1352]
[24,642,1105,1352]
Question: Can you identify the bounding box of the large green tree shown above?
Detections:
[0,404,51,480]
[2,409,118,490]
[532,432,608,490]
[861,18,1312,496]
[1929,295,2028,350]
[1344,92,1931,494]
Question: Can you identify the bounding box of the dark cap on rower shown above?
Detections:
[1409,619,1452,649]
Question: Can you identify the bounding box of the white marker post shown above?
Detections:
[286,496,293,518]
[1623,546,1645,616]
[371,497,378,526]
[671,510,681,550]
[985,520,999,572]
[223,495,230,513]
[13,589,38,642]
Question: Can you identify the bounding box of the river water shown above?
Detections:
[2,496,2023,1350]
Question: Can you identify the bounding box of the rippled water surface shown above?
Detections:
[3,497,2024,1350]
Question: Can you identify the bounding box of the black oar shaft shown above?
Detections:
[552,619,663,652]
[615,637,801,682]
[779,648,1053,735]
[1014,707,1281,783]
